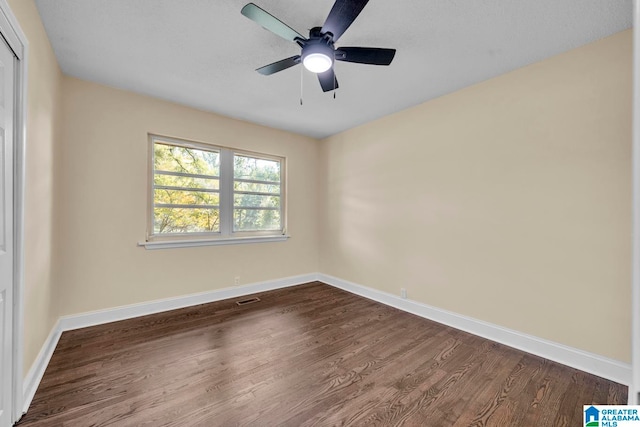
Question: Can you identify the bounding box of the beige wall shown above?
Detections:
[57,77,319,315]
[319,30,632,362]
[8,0,64,376]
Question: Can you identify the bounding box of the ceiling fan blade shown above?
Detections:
[256,55,301,75]
[321,0,369,42]
[335,47,396,65]
[317,69,339,92]
[241,3,305,43]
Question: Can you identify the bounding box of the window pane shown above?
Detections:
[154,207,220,234]
[154,174,219,190]
[234,155,280,182]
[155,143,220,176]
[232,153,282,232]
[234,194,279,209]
[155,189,219,206]
[234,209,281,232]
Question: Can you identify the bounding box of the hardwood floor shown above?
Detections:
[17,282,626,426]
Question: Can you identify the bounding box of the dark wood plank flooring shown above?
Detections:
[17,282,627,426]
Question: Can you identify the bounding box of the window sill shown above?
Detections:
[138,235,290,250]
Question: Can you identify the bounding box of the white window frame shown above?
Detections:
[140,134,288,249]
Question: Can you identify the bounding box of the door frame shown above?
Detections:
[633,0,640,406]
[0,0,27,422]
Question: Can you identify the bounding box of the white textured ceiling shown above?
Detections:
[35,0,632,139]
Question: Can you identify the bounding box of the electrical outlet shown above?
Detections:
[401,288,407,299]
[234,276,240,286]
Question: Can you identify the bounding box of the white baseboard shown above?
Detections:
[318,273,632,386]
[22,319,62,414]
[58,273,318,332]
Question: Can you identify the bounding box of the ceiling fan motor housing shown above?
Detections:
[301,27,335,71]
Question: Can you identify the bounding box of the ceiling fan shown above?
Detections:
[241,0,396,92]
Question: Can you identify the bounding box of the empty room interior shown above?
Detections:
[4,0,640,425]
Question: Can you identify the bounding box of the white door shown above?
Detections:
[0,36,15,427]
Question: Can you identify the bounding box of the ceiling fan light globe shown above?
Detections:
[303,53,333,73]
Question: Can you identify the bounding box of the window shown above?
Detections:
[147,135,286,247]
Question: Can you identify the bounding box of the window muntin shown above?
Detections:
[149,136,285,241]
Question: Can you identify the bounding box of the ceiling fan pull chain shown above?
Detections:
[300,64,304,105]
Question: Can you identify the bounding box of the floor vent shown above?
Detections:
[236,297,261,306]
